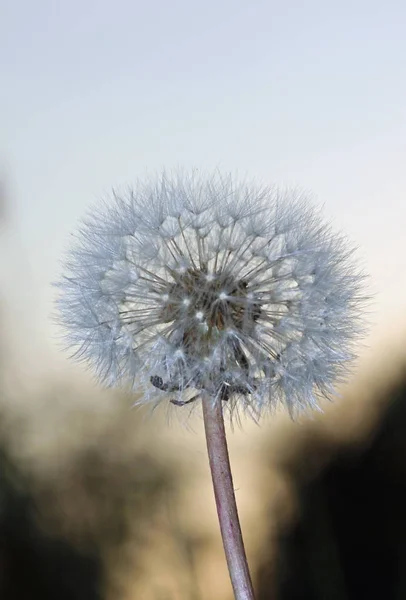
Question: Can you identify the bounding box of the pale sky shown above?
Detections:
[2,0,406,375]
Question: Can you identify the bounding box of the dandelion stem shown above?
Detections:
[202,396,255,600]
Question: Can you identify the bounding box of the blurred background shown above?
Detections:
[1,1,406,598]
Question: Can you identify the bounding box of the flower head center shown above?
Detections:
[160,268,261,341]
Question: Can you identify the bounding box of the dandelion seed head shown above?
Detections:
[56,170,366,419]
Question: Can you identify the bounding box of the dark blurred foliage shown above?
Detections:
[0,443,102,599]
[0,408,179,599]
[256,369,406,600]
[0,420,175,600]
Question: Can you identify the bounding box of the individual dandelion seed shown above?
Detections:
[55,170,366,600]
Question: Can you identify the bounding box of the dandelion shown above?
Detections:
[56,170,365,599]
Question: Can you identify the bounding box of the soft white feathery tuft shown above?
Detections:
[56,171,366,419]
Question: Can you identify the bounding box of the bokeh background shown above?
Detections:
[1,1,406,598]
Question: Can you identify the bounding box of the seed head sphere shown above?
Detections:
[57,171,364,418]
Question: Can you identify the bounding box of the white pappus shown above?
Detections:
[56,171,365,419]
